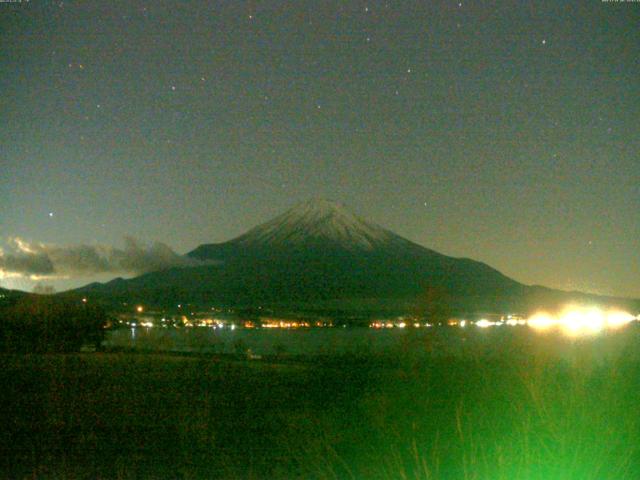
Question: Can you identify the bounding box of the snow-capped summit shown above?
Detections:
[234,198,396,250]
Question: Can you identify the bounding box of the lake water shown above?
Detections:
[105,323,640,362]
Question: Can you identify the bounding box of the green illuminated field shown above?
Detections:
[2,344,639,479]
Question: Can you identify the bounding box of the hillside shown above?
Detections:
[74,200,639,315]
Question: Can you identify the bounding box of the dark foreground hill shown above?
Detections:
[73,200,639,315]
[0,287,28,307]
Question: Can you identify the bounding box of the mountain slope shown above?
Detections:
[189,199,407,257]
[75,200,638,314]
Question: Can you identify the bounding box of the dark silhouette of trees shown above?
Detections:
[412,285,454,324]
[0,296,108,353]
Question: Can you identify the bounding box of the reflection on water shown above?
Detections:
[105,320,640,363]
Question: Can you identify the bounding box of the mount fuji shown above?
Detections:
[74,199,637,315]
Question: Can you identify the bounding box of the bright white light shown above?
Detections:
[527,306,635,337]
[475,319,494,328]
[559,307,605,336]
[397,322,406,328]
[606,310,635,329]
[527,312,556,331]
[459,320,467,328]
[584,308,605,333]
[560,309,586,335]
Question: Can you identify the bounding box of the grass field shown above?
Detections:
[2,337,640,479]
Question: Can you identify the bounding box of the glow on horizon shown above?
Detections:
[527,306,637,336]
[527,312,557,331]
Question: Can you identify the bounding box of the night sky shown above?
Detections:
[1,0,638,297]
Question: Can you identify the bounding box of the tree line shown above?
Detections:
[0,296,109,353]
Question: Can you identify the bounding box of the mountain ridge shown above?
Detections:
[71,199,639,315]
[189,199,441,260]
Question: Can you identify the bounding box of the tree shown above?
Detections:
[0,296,109,353]
[412,285,455,324]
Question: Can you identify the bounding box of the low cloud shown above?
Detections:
[0,237,205,280]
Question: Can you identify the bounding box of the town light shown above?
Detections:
[475,319,494,328]
[527,312,556,331]
[527,306,636,336]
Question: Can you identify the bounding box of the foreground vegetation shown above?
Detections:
[0,296,107,353]
[2,331,640,479]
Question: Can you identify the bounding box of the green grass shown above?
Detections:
[2,341,640,479]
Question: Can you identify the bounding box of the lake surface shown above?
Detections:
[105,323,640,362]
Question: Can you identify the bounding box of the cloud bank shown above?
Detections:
[0,237,203,280]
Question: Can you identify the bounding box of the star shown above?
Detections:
[171,85,176,91]
[48,212,54,218]
[541,39,547,45]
